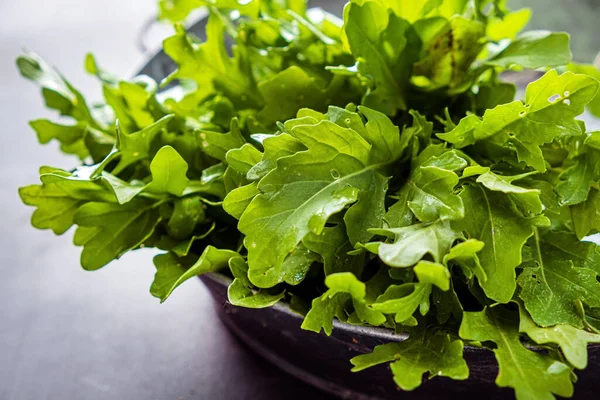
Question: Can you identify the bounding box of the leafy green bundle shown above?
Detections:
[17,0,600,398]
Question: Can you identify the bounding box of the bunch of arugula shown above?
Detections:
[17,0,600,398]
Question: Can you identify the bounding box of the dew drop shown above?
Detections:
[548,94,561,103]
[330,169,341,179]
[564,99,571,105]
[202,141,209,147]
[199,133,206,139]
[564,91,570,97]
[132,152,140,157]
[251,242,257,248]
[344,118,351,124]
[519,110,527,117]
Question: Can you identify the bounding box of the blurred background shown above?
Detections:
[0,1,598,399]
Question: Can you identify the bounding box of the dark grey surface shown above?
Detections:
[0,1,338,399]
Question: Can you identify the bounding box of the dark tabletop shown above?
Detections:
[0,1,335,399]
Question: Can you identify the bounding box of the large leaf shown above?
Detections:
[343,0,421,115]
[151,246,239,301]
[73,199,162,270]
[233,108,401,287]
[351,327,468,391]
[438,70,599,171]
[486,31,572,69]
[453,184,548,303]
[519,304,600,369]
[460,307,573,400]
[517,230,600,328]
[366,220,460,268]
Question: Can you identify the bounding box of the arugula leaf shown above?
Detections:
[406,151,467,222]
[227,257,285,308]
[366,220,460,268]
[73,199,162,270]
[453,184,549,303]
[302,272,386,334]
[151,246,239,301]
[439,70,599,171]
[234,107,400,287]
[519,304,600,369]
[556,131,600,207]
[517,229,600,328]
[460,307,574,400]
[17,52,114,161]
[350,327,468,390]
[343,0,420,115]
[486,31,572,69]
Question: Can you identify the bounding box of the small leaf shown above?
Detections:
[151,246,239,302]
[351,328,468,391]
[146,146,190,196]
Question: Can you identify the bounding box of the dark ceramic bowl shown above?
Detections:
[199,273,600,400]
[140,6,600,398]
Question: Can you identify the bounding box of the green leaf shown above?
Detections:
[225,143,262,175]
[247,132,305,180]
[407,151,467,222]
[486,31,572,69]
[227,279,285,308]
[222,182,259,219]
[302,272,386,334]
[167,196,206,240]
[19,183,85,235]
[453,184,548,303]
[226,258,285,308]
[439,70,599,171]
[198,118,245,162]
[367,220,460,268]
[301,293,349,335]
[371,283,432,322]
[414,16,485,87]
[476,170,543,214]
[29,119,89,159]
[519,304,600,369]
[257,66,336,125]
[443,239,487,282]
[460,307,573,400]
[517,230,600,328]
[414,261,450,291]
[303,223,365,276]
[570,187,600,239]
[350,328,468,391]
[556,132,600,207]
[151,246,239,302]
[343,0,421,114]
[146,146,190,196]
[112,115,174,174]
[164,15,262,109]
[17,52,114,161]
[541,230,600,274]
[567,62,600,117]
[235,109,400,288]
[73,199,162,270]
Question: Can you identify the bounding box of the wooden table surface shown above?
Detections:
[0,1,335,399]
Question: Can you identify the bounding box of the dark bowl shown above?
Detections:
[199,273,600,400]
[140,5,600,398]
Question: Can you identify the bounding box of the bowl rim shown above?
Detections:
[206,271,411,343]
